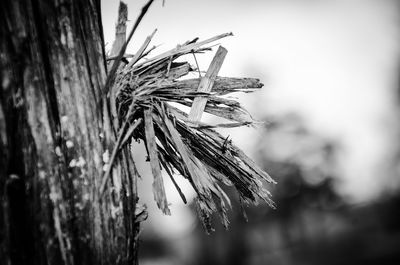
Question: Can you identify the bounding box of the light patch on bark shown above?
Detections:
[58,63,76,138]
[24,68,54,147]
[69,159,77,168]
[93,150,101,167]
[110,203,121,219]
[55,146,62,157]
[59,17,74,49]
[61,115,68,123]
[1,71,10,90]
[0,102,7,146]
[66,140,74,148]
[102,150,110,163]
[48,173,72,265]
[112,166,122,192]
[76,156,86,168]
[38,170,46,180]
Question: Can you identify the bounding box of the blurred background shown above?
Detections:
[102,0,400,264]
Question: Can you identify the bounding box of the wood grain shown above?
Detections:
[189,46,227,124]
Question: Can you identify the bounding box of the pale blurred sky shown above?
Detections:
[101,0,400,210]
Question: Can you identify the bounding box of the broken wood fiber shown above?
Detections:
[144,108,171,215]
[189,46,227,124]
[101,30,274,232]
[109,1,128,130]
[110,1,128,58]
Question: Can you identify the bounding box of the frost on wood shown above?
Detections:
[103,29,276,232]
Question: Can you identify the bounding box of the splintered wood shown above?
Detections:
[144,108,170,215]
[101,14,275,231]
[110,2,128,59]
[108,1,128,131]
[189,46,227,124]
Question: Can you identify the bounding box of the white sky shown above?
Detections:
[101,0,400,211]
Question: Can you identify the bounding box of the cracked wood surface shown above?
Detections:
[0,1,139,264]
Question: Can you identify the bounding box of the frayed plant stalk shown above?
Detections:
[102,29,276,232]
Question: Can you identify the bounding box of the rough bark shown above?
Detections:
[0,1,139,264]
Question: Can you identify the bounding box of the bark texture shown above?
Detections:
[0,1,139,264]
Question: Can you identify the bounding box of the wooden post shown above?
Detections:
[0,0,139,264]
[189,46,227,124]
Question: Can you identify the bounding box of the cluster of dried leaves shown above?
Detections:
[102,0,275,233]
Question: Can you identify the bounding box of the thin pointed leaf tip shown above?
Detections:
[107,32,276,233]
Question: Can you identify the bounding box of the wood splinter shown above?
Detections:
[189,46,227,125]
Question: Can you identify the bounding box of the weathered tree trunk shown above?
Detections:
[0,1,140,264]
